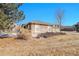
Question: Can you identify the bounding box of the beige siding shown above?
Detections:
[30,24,60,37]
[48,26,52,32]
[31,24,52,37]
[52,25,60,32]
[52,28,60,32]
[31,25,37,37]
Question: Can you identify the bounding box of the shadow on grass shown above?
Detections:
[37,32,66,38]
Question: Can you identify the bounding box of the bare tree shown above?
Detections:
[56,9,64,32]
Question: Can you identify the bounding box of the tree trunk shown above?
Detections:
[59,20,61,32]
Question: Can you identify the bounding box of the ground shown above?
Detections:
[0,31,79,56]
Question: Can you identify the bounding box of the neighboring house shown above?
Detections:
[61,26,74,31]
[24,21,60,37]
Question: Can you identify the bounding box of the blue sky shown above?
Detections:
[17,3,79,26]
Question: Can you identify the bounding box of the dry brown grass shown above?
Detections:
[0,33,79,56]
[14,26,32,40]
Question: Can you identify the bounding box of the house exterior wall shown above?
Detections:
[31,24,52,37]
[52,25,60,32]
[26,23,60,37]
[31,24,37,37]
[52,28,60,32]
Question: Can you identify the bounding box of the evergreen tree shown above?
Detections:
[0,3,25,31]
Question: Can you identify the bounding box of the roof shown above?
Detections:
[26,20,53,26]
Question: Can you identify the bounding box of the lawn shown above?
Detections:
[0,33,79,56]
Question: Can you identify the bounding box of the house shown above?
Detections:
[52,24,60,32]
[24,21,60,37]
[61,26,74,31]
